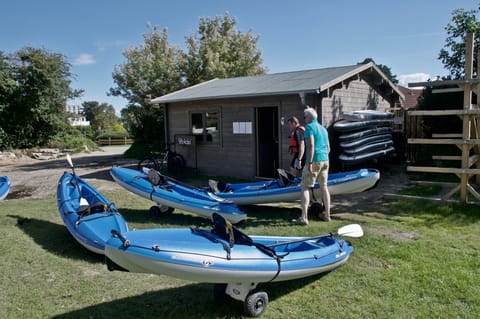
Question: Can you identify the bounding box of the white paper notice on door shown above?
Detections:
[233,122,252,134]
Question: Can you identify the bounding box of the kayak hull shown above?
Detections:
[56,172,129,254]
[0,176,11,201]
[110,167,246,224]
[105,227,352,283]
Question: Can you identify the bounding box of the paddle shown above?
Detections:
[268,224,363,248]
[66,154,89,208]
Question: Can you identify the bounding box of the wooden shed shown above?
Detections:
[151,62,403,179]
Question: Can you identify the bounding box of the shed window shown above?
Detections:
[191,112,219,143]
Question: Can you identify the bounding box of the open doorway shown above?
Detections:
[255,107,279,178]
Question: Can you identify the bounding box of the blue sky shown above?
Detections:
[1,0,478,113]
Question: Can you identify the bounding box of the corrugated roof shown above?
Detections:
[151,62,402,103]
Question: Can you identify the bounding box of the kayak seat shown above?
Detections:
[277,169,296,187]
[147,169,167,186]
[211,213,287,259]
[208,179,228,192]
[78,201,107,217]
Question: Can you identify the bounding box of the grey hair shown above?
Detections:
[304,107,317,119]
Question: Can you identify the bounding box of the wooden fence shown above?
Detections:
[96,137,133,146]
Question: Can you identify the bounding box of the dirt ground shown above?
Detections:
[0,146,410,214]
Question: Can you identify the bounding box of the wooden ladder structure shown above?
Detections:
[406,32,480,203]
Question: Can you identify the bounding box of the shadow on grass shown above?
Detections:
[7,215,104,263]
[119,207,210,227]
[116,203,299,229]
[51,272,328,319]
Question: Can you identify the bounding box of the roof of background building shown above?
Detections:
[151,62,404,104]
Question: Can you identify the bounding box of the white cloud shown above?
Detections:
[398,73,430,88]
[73,53,96,65]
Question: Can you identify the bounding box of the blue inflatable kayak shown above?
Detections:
[110,167,246,224]
[206,168,380,205]
[57,172,129,254]
[105,213,362,317]
[0,176,11,201]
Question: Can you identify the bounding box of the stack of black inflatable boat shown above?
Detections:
[333,111,395,165]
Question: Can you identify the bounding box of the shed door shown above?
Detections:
[255,107,279,178]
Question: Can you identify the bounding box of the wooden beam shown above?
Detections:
[431,155,462,161]
[469,154,480,167]
[407,166,480,174]
[408,109,480,116]
[467,184,480,200]
[408,138,480,145]
[431,133,463,138]
[408,78,480,88]
[432,88,464,94]
[441,184,460,200]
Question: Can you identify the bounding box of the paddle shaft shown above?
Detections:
[66,155,84,201]
[268,232,335,248]
[268,224,363,247]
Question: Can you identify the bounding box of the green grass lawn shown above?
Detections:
[1,182,479,318]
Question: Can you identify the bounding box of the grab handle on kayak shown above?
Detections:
[111,229,130,248]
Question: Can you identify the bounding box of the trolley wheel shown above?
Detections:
[308,202,324,219]
[149,205,174,217]
[243,289,268,317]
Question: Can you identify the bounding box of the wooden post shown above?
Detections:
[460,33,474,201]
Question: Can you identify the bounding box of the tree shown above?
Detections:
[438,6,480,79]
[358,58,398,84]
[0,51,16,147]
[110,15,267,145]
[0,47,82,148]
[182,15,267,86]
[81,101,119,137]
[109,24,184,143]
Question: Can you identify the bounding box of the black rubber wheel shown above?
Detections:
[308,202,325,219]
[243,289,268,317]
[167,154,186,172]
[149,205,174,217]
[213,284,229,303]
[137,158,158,172]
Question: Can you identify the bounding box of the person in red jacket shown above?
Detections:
[287,117,305,176]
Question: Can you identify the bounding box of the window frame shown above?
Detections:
[189,110,221,145]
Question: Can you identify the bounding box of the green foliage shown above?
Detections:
[46,130,98,152]
[74,125,95,140]
[0,47,82,149]
[111,15,267,145]
[358,57,398,84]
[96,130,129,140]
[439,5,480,79]
[110,24,184,144]
[182,15,267,86]
[81,101,119,138]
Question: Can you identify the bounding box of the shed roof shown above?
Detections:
[151,62,403,104]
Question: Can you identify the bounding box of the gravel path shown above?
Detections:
[0,146,136,200]
[1,146,409,215]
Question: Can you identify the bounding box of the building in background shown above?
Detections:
[66,105,90,126]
